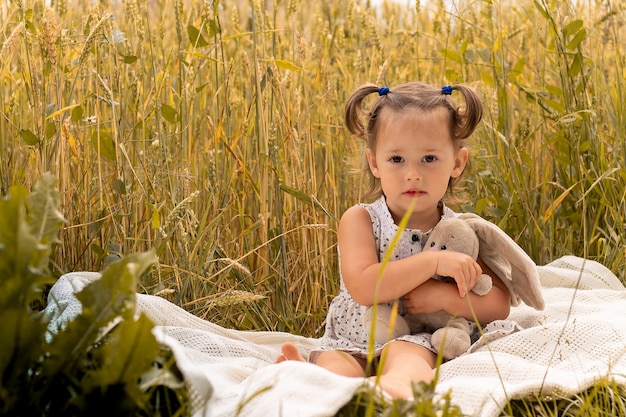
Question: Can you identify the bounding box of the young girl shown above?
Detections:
[277,81,512,399]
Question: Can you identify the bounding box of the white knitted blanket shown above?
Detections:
[46,256,626,417]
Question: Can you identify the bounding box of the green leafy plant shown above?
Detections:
[0,173,189,416]
[336,381,462,417]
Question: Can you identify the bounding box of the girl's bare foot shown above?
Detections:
[275,342,306,364]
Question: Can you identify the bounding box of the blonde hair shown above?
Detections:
[344,82,483,199]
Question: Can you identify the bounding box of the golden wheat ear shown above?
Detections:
[457,213,545,311]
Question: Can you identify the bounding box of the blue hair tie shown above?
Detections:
[378,87,390,96]
[442,85,453,95]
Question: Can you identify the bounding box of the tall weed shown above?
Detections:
[0,174,187,416]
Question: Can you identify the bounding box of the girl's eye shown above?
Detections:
[422,155,437,163]
[389,156,403,163]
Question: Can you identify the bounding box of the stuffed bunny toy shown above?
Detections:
[363,214,545,360]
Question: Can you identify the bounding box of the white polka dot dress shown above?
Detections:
[309,196,518,363]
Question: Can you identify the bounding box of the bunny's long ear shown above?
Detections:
[457,213,544,310]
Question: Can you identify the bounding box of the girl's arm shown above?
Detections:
[402,257,511,324]
[338,205,482,306]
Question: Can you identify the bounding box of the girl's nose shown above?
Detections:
[405,166,421,181]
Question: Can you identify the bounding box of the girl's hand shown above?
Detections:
[402,279,451,314]
[433,251,482,298]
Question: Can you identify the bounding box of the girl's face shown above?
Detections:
[366,107,468,230]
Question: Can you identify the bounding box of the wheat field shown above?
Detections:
[1,0,625,362]
[2,0,626,415]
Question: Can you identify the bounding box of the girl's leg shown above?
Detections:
[371,340,436,399]
[315,350,367,378]
[276,342,366,378]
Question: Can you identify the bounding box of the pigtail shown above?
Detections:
[344,83,381,142]
[449,84,483,140]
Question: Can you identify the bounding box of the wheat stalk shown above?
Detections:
[41,7,57,66]
[76,14,110,68]
[0,21,25,65]
[187,289,266,308]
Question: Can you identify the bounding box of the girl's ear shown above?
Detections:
[366,148,381,178]
[451,146,469,178]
